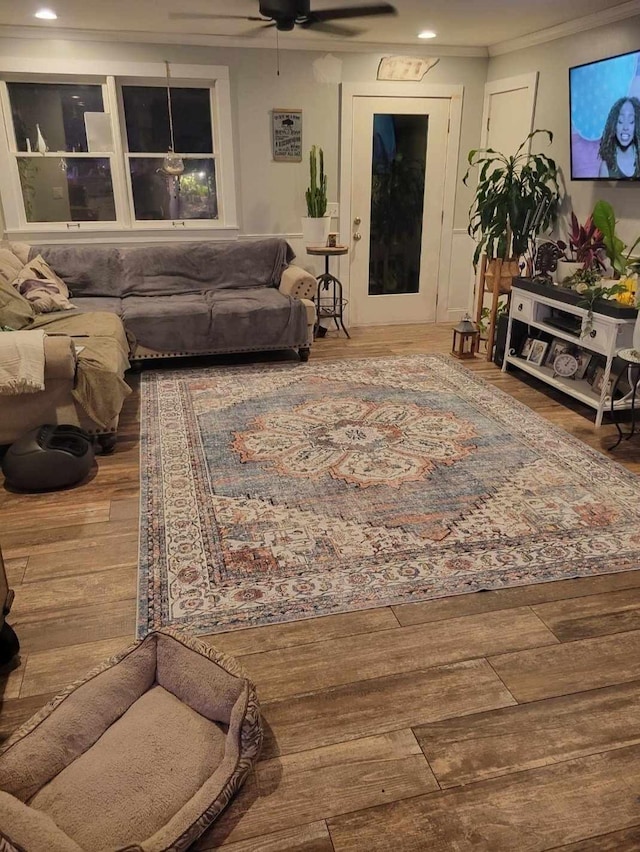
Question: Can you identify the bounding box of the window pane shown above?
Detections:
[369,114,428,295]
[8,83,105,153]
[123,87,213,154]
[17,157,116,222]
[129,158,217,220]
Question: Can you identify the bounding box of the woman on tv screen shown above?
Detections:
[598,97,640,178]
[570,50,640,179]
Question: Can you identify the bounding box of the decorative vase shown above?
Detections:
[35,124,48,154]
[555,260,581,285]
[302,216,331,247]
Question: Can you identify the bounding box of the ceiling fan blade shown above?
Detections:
[169,12,267,21]
[302,20,362,36]
[304,4,396,23]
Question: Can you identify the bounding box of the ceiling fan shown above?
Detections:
[170,1,397,37]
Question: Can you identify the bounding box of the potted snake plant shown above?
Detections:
[301,145,330,246]
[463,129,561,292]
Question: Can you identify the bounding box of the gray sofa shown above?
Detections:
[29,239,317,363]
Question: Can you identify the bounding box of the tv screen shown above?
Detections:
[570,49,640,180]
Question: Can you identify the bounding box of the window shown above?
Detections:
[8,82,116,224]
[0,62,236,237]
[121,85,218,221]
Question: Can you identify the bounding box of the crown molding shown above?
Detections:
[0,24,488,58]
[489,0,640,56]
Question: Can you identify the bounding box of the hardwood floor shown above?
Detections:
[2,323,640,850]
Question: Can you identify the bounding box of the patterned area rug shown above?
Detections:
[137,354,640,637]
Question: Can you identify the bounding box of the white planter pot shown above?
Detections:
[556,260,581,285]
[302,216,331,248]
[633,310,640,352]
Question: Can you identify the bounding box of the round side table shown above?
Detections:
[306,244,350,339]
[609,347,640,450]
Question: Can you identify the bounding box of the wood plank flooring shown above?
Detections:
[2,323,640,850]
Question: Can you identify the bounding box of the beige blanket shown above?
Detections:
[0,330,45,394]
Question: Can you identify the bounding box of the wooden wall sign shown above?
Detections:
[272,108,302,162]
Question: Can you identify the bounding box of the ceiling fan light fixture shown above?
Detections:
[172,2,397,38]
[418,29,437,39]
[35,8,57,19]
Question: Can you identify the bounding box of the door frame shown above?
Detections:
[339,82,463,325]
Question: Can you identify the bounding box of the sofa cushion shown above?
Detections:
[120,238,295,296]
[13,255,75,313]
[30,685,228,851]
[30,245,123,298]
[121,294,213,353]
[206,288,309,351]
[0,279,35,330]
[70,296,123,316]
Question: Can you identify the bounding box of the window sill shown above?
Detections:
[4,224,240,244]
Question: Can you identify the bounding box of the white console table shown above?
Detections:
[502,280,638,427]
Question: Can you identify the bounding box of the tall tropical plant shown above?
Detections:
[463,129,561,268]
[592,199,640,277]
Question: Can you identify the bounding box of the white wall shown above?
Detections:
[487,16,640,247]
[0,35,487,256]
[3,20,640,270]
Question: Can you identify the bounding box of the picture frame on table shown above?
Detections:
[520,337,535,359]
[527,339,549,366]
[591,366,613,397]
[574,350,592,381]
[545,338,571,366]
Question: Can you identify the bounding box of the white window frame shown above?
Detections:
[0,58,238,242]
[0,76,127,233]
[117,76,224,230]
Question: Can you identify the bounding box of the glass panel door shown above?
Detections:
[369,113,428,296]
[349,96,450,326]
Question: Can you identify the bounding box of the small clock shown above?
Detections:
[553,352,579,378]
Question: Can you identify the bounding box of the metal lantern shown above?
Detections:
[451,314,480,359]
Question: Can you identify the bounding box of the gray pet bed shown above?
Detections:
[0,630,263,851]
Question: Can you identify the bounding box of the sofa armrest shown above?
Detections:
[279,265,317,301]
[300,297,317,330]
[43,335,77,381]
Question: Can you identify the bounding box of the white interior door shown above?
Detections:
[348,96,450,326]
[482,73,539,153]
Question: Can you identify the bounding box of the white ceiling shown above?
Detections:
[2,0,639,54]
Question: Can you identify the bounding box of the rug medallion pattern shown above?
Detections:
[138,355,640,636]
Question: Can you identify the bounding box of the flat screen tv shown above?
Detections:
[570,49,640,180]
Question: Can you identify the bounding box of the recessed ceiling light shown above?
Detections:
[35,8,57,19]
[418,30,437,39]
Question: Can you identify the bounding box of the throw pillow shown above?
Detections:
[8,241,31,265]
[12,255,75,314]
[0,279,35,330]
[0,248,24,287]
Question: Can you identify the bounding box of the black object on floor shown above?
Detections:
[494,314,528,367]
[0,546,19,666]
[2,424,95,491]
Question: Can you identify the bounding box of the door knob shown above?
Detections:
[353,216,361,225]
[353,232,362,241]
